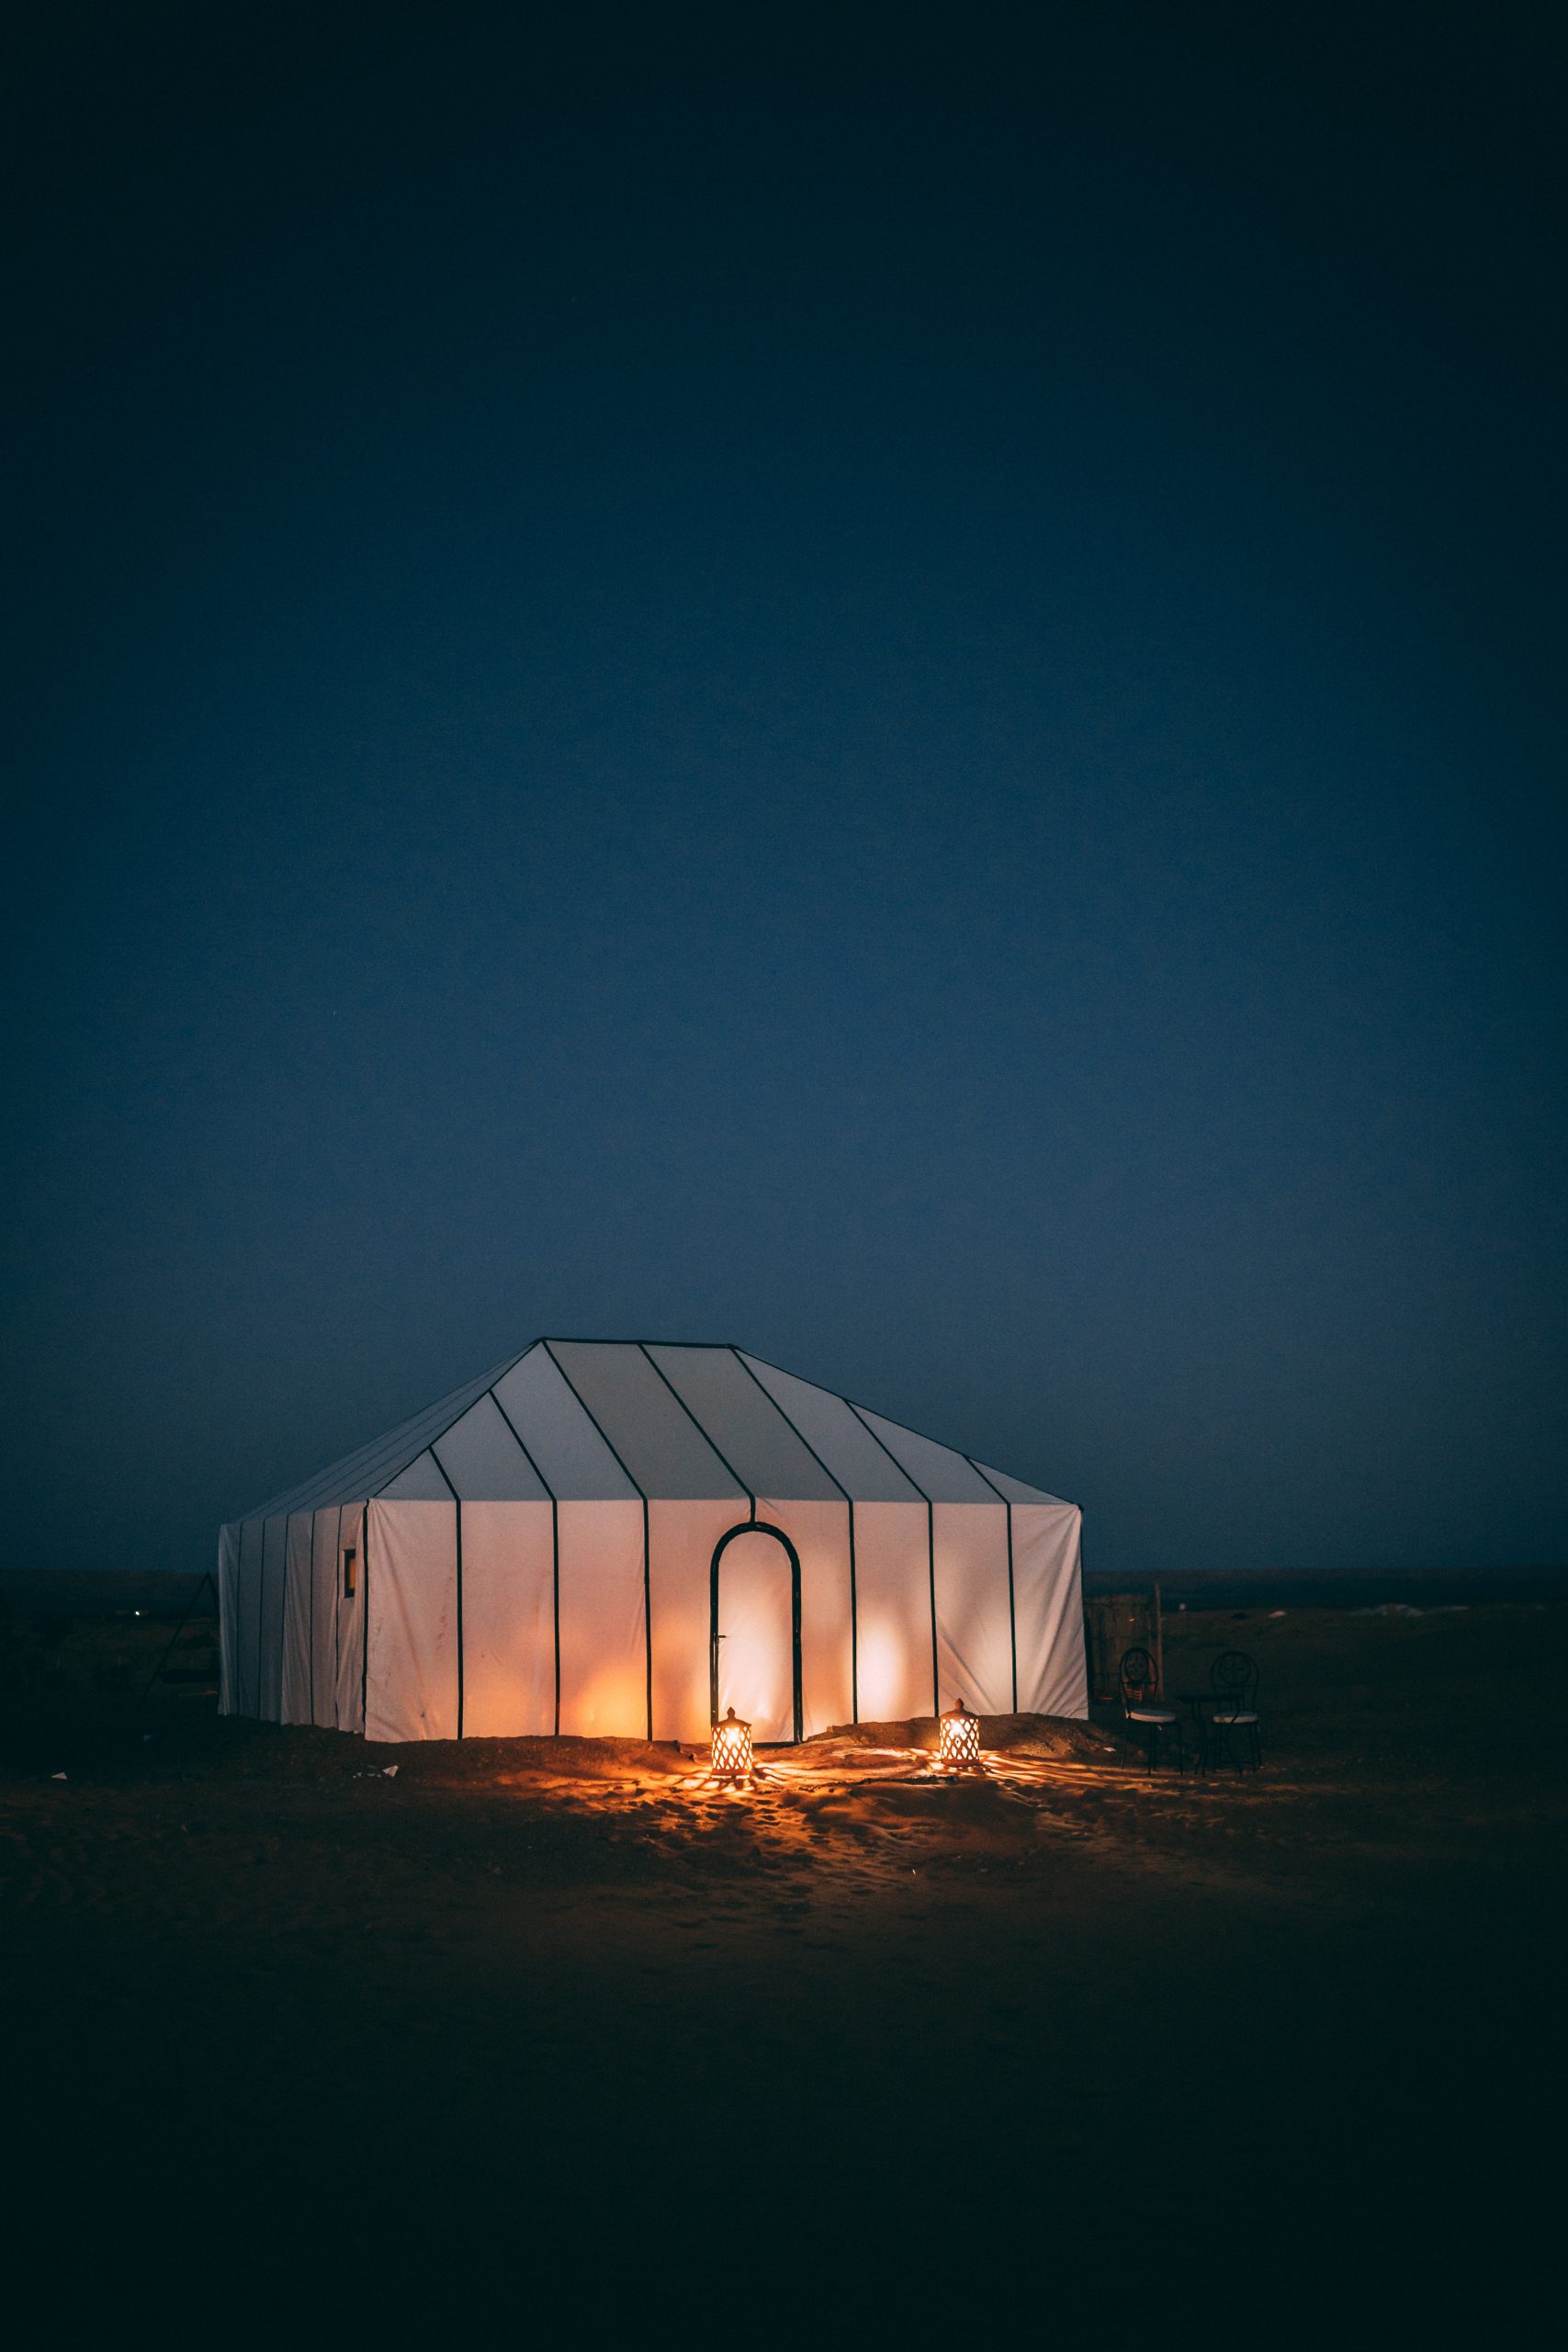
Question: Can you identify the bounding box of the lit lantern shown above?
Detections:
[710,1706,753,1781]
[938,1701,982,1769]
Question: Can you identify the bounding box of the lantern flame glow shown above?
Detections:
[710,1706,753,1780]
[937,1702,982,1769]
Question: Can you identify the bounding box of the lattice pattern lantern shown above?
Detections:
[711,1707,753,1781]
[938,1701,982,1769]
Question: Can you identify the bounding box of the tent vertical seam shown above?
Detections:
[367,1342,536,1498]
[729,1350,861,1724]
[358,1504,370,1736]
[427,1448,465,1738]
[541,1341,654,1742]
[305,1510,315,1727]
[333,1505,344,1726]
[846,1399,939,1717]
[254,1519,266,1720]
[966,1456,1018,1713]
[277,1514,290,1724]
[486,1385,562,1736]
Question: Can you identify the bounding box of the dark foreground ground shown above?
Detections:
[3,1604,1564,2341]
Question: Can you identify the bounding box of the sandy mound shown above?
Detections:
[802,1711,1114,1764]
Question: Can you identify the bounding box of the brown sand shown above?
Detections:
[3,1604,1562,2335]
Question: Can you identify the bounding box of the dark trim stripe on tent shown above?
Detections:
[486,1383,562,1736]
[844,1400,940,1718]
[245,1347,535,1523]
[541,1340,655,1742]
[965,1455,1018,1711]
[359,1504,370,1736]
[426,1447,464,1738]
[728,1347,862,1724]
[637,1343,756,1521]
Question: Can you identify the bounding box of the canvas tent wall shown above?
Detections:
[218,1340,1087,1745]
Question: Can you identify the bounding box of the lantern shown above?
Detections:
[710,1706,753,1781]
[937,1701,982,1769]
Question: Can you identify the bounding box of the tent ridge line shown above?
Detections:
[289,1378,510,1511]
[636,1343,751,1511]
[368,1342,537,1499]
[481,1383,558,1501]
[737,1348,924,1502]
[729,1350,853,1506]
[239,1383,485,1521]
[537,1341,649,1501]
[237,1344,536,1523]
[840,1392,1001,1499]
[536,1335,740,1351]
[236,1340,1061,1524]
[844,1396,933,1504]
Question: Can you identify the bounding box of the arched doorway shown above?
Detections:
[709,1521,803,1744]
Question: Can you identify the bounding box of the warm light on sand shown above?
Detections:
[710,1707,753,1780]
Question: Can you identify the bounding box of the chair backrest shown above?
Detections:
[1212,1649,1258,1703]
[1119,1645,1157,1707]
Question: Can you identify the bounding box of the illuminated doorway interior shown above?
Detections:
[709,1521,803,1743]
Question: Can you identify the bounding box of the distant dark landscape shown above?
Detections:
[1106,1563,1568,1608]
[5,1561,1564,1623]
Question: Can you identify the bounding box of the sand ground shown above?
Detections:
[3,1604,1563,2340]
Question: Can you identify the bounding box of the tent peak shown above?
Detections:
[229,1336,1072,1519]
[536,1336,741,1349]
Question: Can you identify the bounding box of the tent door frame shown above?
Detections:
[709,1520,803,1744]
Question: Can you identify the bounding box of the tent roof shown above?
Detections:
[233,1340,1069,1521]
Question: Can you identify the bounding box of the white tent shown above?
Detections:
[218,1340,1087,1744]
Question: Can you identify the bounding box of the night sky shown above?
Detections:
[5,3,1563,1580]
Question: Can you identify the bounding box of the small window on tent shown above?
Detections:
[343,1547,357,1598]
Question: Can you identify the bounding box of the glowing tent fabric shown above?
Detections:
[218,1340,1087,1745]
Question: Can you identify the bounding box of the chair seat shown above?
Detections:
[1127,1706,1177,1724]
[1211,1710,1258,1724]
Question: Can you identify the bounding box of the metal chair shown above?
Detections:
[1118,1645,1184,1771]
[1205,1649,1261,1771]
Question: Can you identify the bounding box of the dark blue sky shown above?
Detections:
[4,2,1563,1578]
